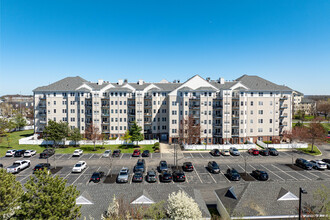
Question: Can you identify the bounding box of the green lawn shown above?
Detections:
[297,144,322,156]
[0,130,155,156]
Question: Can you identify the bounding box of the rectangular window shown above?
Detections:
[250,101,253,106]
[270,119,272,123]
[259,101,263,106]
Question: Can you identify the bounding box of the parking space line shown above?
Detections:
[89,154,94,159]
[194,169,203,184]
[221,171,231,183]
[72,167,89,185]
[151,153,153,159]
[317,171,330,178]
[289,171,311,180]
[237,164,246,173]
[64,171,72,179]
[199,153,204,158]
[308,171,322,178]
[208,172,217,183]
[19,174,32,183]
[280,151,291,157]
[99,154,103,159]
[259,164,285,181]
[129,174,133,184]
[190,153,194,158]
[272,165,298,180]
[57,154,65,160]
[120,154,123,159]
[106,167,112,176]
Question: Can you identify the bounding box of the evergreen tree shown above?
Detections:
[129,121,143,146]
[15,170,81,219]
[13,114,27,131]
[0,169,23,220]
[43,120,69,147]
[68,127,82,147]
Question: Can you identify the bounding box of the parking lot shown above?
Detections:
[1,150,330,186]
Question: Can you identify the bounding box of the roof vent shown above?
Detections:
[277,188,299,201]
[118,79,123,85]
[138,79,144,85]
[173,80,177,83]
[97,79,104,85]
[124,79,128,83]
[206,77,210,82]
[225,186,238,200]
[177,80,180,83]
[219,77,225,84]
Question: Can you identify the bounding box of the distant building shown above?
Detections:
[33,75,294,144]
[293,91,316,116]
[0,94,34,117]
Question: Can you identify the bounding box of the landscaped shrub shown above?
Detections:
[263,141,272,144]
[154,142,160,147]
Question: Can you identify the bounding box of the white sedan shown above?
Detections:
[221,149,230,156]
[73,149,83,157]
[72,161,87,173]
[309,160,327,170]
[24,150,37,157]
[5,150,17,157]
[103,150,111,157]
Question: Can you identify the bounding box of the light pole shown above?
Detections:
[299,187,307,220]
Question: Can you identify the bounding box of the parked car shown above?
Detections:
[159,161,168,172]
[24,150,37,157]
[73,149,83,157]
[132,171,144,182]
[210,149,221,156]
[309,160,327,170]
[226,168,241,181]
[117,167,129,183]
[0,164,3,168]
[103,150,111,157]
[322,159,330,169]
[14,150,26,157]
[72,161,87,173]
[259,149,270,156]
[173,170,186,182]
[252,170,269,181]
[134,159,146,173]
[7,160,30,174]
[146,170,157,183]
[268,148,279,156]
[208,161,220,174]
[112,149,121,157]
[248,148,259,156]
[221,149,230,156]
[142,150,150,157]
[229,147,240,156]
[160,170,172,182]
[182,162,194,172]
[295,158,313,170]
[5,149,17,157]
[89,172,105,183]
[40,149,55,158]
[132,149,141,157]
[33,163,51,173]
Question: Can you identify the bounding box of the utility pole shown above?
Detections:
[299,187,307,220]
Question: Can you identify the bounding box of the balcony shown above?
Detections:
[144,96,152,99]
[39,104,46,108]
[144,113,152,117]
[232,105,239,109]
[232,115,239,118]
[102,121,110,125]
[40,96,46,100]
[213,105,223,109]
[280,96,288,101]
[102,113,110,117]
[214,114,222,118]
[128,113,135,116]
[232,133,239,137]
[128,103,135,107]
[39,112,46,116]
[144,105,152,109]
[189,105,200,109]
[213,124,222,127]
[279,122,288,127]
[232,123,239,127]
[280,104,288,109]
[86,112,92,116]
[144,121,152,125]
[190,96,200,100]
[280,113,288,118]
[191,114,200,118]
[101,104,109,108]
[39,120,47,124]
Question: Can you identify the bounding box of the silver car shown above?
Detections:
[103,150,111,157]
[229,147,240,156]
[117,167,129,183]
[309,160,327,170]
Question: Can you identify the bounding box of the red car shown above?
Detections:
[248,148,259,155]
[132,149,141,157]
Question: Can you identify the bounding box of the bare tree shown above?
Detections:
[179,115,201,145]
[316,101,330,121]
[85,123,100,151]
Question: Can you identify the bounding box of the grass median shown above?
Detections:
[297,144,322,156]
[0,130,155,155]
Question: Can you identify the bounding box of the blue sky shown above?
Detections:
[1,0,330,95]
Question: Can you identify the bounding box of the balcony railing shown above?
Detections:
[232,105,239,109]
[102,113,110,117]
[214,114,222,118]
[279,122,288,127]
[280,96,288,100]
[232,123,239,127]
[189,105,200,109]
[280,104,288,109]
[39,120,46,124]
[232,115,239,118]
[39,104,46,108]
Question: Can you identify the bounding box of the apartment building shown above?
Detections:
[33,75,293,144]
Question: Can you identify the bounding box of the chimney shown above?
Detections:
[219,77,225,84]
[206,77,210,82]
[124,79,128,83]
[138,79,144,85]
[118,79,123,85]
[98,79,104,85]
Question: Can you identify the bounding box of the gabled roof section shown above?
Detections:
[34,76,87,92]
[143,84,162,93]
[277,188,298,201]
[236,75,293,91]
[169,75,218,95]
[195,86,218,91]
[76,195,93,205]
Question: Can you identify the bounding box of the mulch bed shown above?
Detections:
[103,175,117,184]
[239,173,256,181]
[50,167,63,174]
[285,164,304,171]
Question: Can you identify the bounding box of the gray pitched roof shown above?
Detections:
[33,76,88,92]
[77,184,211,219]
[106,87,133,92]
[128,83,151,90]
[215,180,330,218]
[195,86,218,91]
[236,75,293,91]
[209,81,237,90]
[154,83,182,91]
[86,82,112,90]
